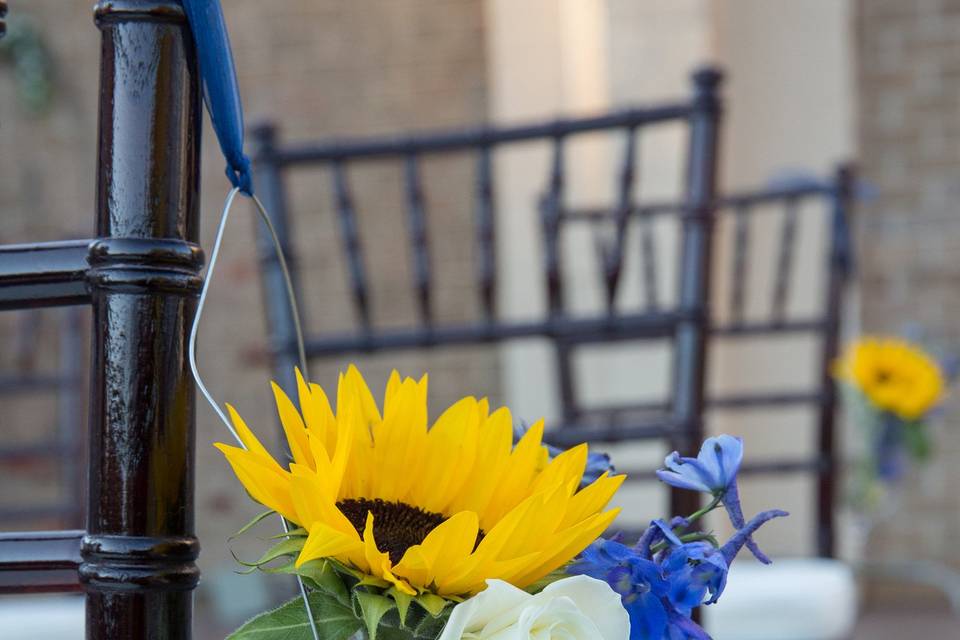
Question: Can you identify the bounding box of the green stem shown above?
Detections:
[684,494,723,528]
[650,531,719,555]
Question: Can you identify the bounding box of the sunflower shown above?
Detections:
[836,337,945,421]
[216,365,624,598]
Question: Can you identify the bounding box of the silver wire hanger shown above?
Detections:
[188,187,320,640]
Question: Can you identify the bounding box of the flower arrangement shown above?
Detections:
[220,366,785,639]
[835,336,948,507]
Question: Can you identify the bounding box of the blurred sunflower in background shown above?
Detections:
[835,336,945,421]
[215,365,624,599]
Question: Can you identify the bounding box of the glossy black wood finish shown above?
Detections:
[0,1,203,637]
[0,531,83,594]
[83,2,202,638]
[0,241,92,310]
[0,1,7,40]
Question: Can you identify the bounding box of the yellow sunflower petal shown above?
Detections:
[271,382,312,469]
[288,466,358,538]
[220,365,625,598]
[215,444,298,523]
[384,370,402,416]
[530,443,588,497]
[341,364,382,426]
[361,513,416,595]
[561,472,626,528]
[297,368,337,449]
[447,406,513,519]
[374,377,428,501]
[509,508,621,587]
[225,403,276,464]
[411,396,480,513]
[297,521,366,569]
[483,419,547,527]
[396,510,480,584]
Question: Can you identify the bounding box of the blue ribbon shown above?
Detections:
[181,0,253,195]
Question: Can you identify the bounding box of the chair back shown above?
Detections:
[562,168,855,556]
[252,70,724,518]
[0,3,202,637]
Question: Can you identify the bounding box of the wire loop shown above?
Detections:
[189,187,319,640]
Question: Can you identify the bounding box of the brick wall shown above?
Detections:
[0,1,491,632]
[856,0,960,585]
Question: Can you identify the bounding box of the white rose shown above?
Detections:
[438,575,629,640]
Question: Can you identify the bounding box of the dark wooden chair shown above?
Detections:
[251,68,724,519]
[251,81,854,556]
[0,307,85,530]
[0,2,202,637]
[561,168,856,557]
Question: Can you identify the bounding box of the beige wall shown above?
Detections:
[710,0,855,555]
[485,0,856,546]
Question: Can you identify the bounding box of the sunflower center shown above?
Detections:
[337,498,447,564]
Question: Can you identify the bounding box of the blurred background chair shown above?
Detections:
[563,168,855,557]
[251,69,723,522]
[251,94,859,637]
[0,304,87,638]
[0,307,85,531]
[690,171,858,639]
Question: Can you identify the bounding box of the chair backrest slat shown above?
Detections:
[639,208,660,312]
[603,127,638,309]
[729,204,750,324]
[771,197,799,323]
[474,146,497,320]
[541,137,566,316]
[404,154,433,325]
[331,159,372,328]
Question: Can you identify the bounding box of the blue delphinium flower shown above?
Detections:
[571,508,787,640]
[570,432,788,639]
[571,537,671,640]
[656,435,772,564]
[656,435,743,494]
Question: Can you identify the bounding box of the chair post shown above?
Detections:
[670,67,723,518]
[816,163,854,558]
[251,123,303,397]
[83,2,203,638]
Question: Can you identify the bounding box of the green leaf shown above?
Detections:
[226,591,362,640]
[229,509,277,541]
[356,591,395,640]
[248,537,308,567]
[904,422,932,461]
[299,560,351,605]
[414,592,448,618]
[387,587,413,627]
[412,611,449,640]
[267,527,308,540]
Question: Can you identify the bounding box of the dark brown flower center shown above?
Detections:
[337,498,447,564]
[337,498,486,564]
